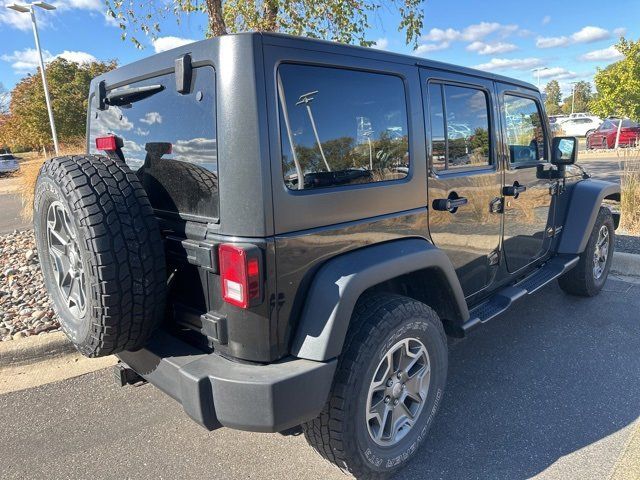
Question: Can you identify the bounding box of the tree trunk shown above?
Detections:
[205,0,227,37]
[262,0,278,31]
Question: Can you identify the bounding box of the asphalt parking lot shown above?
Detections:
[1,276,638,480]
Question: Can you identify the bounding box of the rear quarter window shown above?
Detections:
[89,66,218,220]
[277,64,409,190]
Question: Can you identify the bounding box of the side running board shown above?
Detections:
[462,254,579,333]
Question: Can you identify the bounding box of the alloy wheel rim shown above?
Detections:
[593,225,609,280]
[365,337,431,447]
[46,201,87,318]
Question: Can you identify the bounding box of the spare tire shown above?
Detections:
[34,155,166,357]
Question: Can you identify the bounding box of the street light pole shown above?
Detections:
[7,2,59,155]
[532,67,549,89]
[570,81,578,115]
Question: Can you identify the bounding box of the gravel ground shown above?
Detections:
[0,230,59,342]
[616,233,640,255]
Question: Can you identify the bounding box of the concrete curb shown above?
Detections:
[0,332,74,368]
[612,251,640,278]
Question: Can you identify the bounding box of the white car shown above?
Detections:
[0,154,20,174]
[557,117,602,137]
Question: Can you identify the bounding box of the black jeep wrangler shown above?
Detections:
[34,33,620,478]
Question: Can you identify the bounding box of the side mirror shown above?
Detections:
[551,136,577,165]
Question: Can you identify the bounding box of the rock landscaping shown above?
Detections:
[0,229,59,342]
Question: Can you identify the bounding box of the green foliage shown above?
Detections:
[590,37,640,120]
[544,80,562,115]
[561,80,593,114]
[0,59,116,150]
[106,0,426,49]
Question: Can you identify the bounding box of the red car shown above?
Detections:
[587,118,640,149]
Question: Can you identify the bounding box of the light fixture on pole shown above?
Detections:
[531,67,549,89]
[569,81,579,115]
[6,2,59,155]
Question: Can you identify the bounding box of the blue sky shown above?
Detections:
[0,0,638,97]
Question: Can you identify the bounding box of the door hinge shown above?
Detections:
[549,182,564,196]
[489,197,503,214]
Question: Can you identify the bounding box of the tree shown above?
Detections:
[0,59,116,150]
[561,81,593,114]
[590,37,640,120]
[544,80,562,115]
[106,0,426,49]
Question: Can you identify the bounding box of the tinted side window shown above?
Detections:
[503,95,546,164]
[89,67,218,219]
[277,64,409,190]
[428,83,491,170]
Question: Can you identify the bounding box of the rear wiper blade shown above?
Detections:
[105,84,164,106]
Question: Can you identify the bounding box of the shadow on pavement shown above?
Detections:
[395,279,640,479]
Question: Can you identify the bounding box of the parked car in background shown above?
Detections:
[560,116,602,137]
[0,153,19,175]
[549,115,568,125]
[587,118,640,149]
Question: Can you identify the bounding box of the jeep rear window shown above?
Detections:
[277,64,409,190]
[89,66,218,221]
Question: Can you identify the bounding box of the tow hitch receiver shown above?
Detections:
[113,363,146,387]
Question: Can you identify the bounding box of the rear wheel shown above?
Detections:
[558,207,614,297]
[303,294,447,479]
[34,155,166,357]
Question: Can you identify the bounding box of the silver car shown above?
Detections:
[0,153,19,174]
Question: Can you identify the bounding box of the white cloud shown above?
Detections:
[151,36,195,53]
[462,22,518,41]
[536,25,611,49]
[579,45,624,62]
[415,42,451,54]
[613,27,627,38]
[373,38,389,51]
[57,50,98,64]
[536,36,569,48]
[571,26,610,43]
[173,137,218,166]
[542,15,551,25]
[1,48,97,74]
[537,67,578,80]
[474,57,544,71]
[422,22,518,44]
[466,41,517,55]
[417,22,519,54]
[140,112,162,125]
[91,106,134,132]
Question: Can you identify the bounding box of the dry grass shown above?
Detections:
[17,143,85,221]
[620,155,640,235]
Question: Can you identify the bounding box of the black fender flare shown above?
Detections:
[291,238,469,361]
[557,179,620,254]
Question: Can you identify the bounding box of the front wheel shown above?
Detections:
[303,294,448,479]
[558,207,614,297]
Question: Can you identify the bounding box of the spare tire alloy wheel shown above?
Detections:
[46,201,87,320]
[366,338,430,446]
[34,155,166,357]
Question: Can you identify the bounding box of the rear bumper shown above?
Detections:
[117,331,336,433]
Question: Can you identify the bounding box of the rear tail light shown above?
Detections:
[95,135,119,151]
[218,243,262,309]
